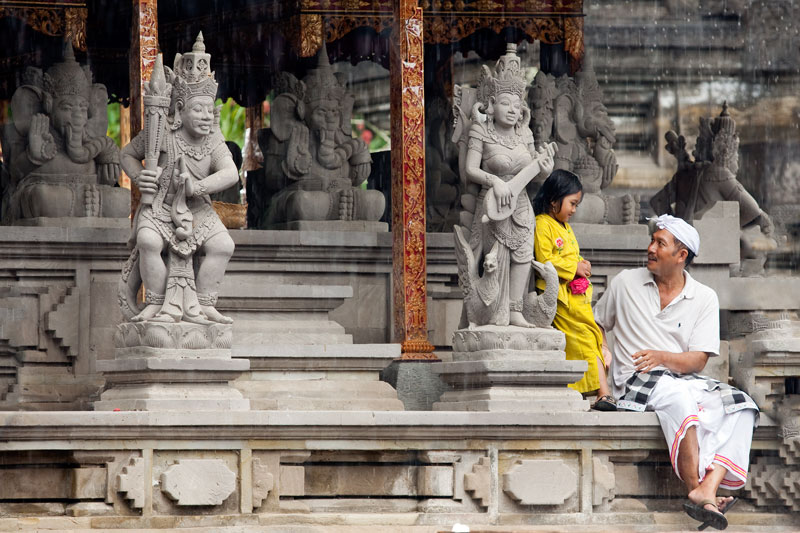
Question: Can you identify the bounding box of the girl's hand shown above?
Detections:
[576,260,591,279]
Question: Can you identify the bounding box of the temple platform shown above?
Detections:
[0,410,796,531]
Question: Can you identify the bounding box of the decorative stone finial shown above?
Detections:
[192,31,206,53]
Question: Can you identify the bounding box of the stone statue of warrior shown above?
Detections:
[2,43,129,224]
[119,33,238,324]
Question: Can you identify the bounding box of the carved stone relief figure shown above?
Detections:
[651,103,777,275]
[119,33,238,324]
[253,48,385,228]
[452,44,558,329]
[425,94,461,232]
[2,44,129,224]
[528,58,638,225]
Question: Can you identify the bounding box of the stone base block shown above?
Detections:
[235,379,403,410]
[96,321,249,411]
[268,221,389,232]
[380,360,448,411]
[432,327,589,412]
[234,343,403,410]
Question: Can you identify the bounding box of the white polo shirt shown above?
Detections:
[593,267,720,398]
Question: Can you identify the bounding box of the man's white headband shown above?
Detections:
[649,214,700,256]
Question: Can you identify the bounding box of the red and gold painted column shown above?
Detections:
[390,0,436,360]
[129,0,158,217]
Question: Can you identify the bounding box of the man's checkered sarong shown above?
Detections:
[617,369,759,417]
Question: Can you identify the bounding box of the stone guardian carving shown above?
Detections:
[651,103,777,275]
[528,57,639,225]
[98,35,249,412]
[2,43,129,224]
[119,33,237,324]
[254,48,385,228]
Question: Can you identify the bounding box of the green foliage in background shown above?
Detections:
[217,98,245,148]
[107,102,121,146]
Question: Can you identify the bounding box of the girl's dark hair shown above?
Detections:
[533,169,583,215]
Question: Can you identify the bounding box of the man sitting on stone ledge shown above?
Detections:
[593,214,758,531]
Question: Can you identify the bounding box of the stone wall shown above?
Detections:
[0,410,794,530]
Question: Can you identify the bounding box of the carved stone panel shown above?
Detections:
[160,459,237,506]
[463,456,491,508]
[117,457,145,510]
[252,458,274,509]
[502,459,577,506]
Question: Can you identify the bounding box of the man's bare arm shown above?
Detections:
[632,349,709,375]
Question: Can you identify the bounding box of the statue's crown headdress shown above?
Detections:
[302,47,346,105]
[712,102,736,136]
[43,43,91,98]
[478,43,527,104]
[172,32,218,103]
[529,70,556,106]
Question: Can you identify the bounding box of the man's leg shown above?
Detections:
[677,425,701,492]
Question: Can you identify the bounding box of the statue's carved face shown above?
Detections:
[51,94,89,136]
[181,96,214,138]
[531,106,553,141]
[308,99,341,132]
[493,92,522,129]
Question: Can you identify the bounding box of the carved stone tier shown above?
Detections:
[432,327,589,412]
[233,343,404,411]
[95,322,249,412]
[267,221,389,232]
[216,281,403,410]
[13,216,130,229]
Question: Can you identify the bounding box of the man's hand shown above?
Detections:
[632,349,669,373]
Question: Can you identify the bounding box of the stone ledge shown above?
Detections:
[0,410,779,444]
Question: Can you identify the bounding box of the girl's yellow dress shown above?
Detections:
[534,213,604,393]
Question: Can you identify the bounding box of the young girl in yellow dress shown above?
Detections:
[533,170,616,410]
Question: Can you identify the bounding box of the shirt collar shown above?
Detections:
[642,269,697,299]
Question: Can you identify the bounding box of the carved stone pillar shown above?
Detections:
[390,0,435,360]
[129,0,159,217]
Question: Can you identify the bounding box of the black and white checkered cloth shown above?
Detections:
[617,369,759,417]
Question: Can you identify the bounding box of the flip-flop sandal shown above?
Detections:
[683,499,728,531]
[591,395,617,411]
[698,497,738,531]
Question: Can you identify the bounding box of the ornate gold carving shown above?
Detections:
[564,15,584,71]
[325,15,393,44]
[390,2,436,360]
[0,7,62,36]
[64,8,87,51]
[0,6,88,51]
[424,16,564,44]
[296,14,324,58]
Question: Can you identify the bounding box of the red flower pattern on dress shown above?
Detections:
[554,237,564,252]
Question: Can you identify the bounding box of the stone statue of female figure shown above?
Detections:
[452,44,557,328]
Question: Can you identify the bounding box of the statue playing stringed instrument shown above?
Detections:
[453,44,557,328]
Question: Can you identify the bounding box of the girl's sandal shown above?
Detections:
[591,395,617,411]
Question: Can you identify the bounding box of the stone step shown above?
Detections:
[235,379,394,396]
[233,343,400,359]
[234,333,353,346]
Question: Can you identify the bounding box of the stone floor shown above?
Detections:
[1,514,798,533]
